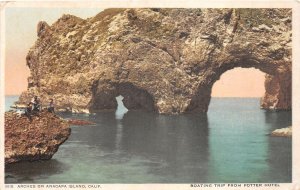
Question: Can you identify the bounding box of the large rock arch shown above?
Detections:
[185,56,291,113]
[18,8,292,114]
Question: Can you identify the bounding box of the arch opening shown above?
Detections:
[115,95,128,120]
[211,67,265,98]
[185,60,291,113]
[117,82,157,112]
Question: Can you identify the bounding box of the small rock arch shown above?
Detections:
[89,81,157,112]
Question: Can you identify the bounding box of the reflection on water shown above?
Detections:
[207,98,291,183]
[264,111,292,182]
[121,111,209,182]
[5,160,69,183]
[5,97,292,183]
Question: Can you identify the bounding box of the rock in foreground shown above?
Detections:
[5,111,71,164]
[271,127,292,137]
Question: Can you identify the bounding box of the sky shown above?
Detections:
[211,68,265,97]
[4,7,265,97]
[5,7,102,95]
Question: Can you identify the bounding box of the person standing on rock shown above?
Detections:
[31,95,40,112]
[24,102,33,120]
[48,98,55,113]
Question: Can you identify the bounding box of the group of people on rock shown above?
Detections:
[24,96,55,118]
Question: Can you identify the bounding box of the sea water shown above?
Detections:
[5,96,292,183]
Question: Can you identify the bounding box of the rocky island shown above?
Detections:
[5,111,71,164]
[18,8,291,114]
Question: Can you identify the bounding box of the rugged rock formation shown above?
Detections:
[18,8,292,114]
[5,111,71,164]
[271,127,292,137]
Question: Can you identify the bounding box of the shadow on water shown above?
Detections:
[264,110,292,183]
[54,110,210,183]
[59,111,118,150]
[120,111,210,183]
[5,159,69,184]
[264,110,292,130]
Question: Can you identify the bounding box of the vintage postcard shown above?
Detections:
[0,0,300,190]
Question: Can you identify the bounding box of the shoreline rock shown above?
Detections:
[67,119,96,126]
[271,127,292,137]
[5,111,71,164]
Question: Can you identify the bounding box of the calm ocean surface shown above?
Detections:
[5,96,292,183]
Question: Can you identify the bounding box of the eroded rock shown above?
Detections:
[18,8,292,114]
[5,111,71,164]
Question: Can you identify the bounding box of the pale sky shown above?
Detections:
[5,7,265,97]
[211,68,265,97]
[5,7,102,95]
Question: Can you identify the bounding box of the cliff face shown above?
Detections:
[19,8,292,114]
[5,111,71,164]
